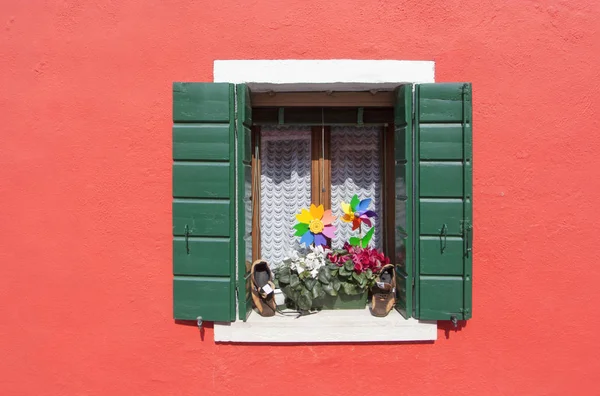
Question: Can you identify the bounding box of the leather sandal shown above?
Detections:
[251,260,277,317]
[370,264,396,317]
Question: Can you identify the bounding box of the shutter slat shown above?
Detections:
[173,163,230,198]
[173,124,231,161]
[173,237,231,276]
[173,277,232,321]
[173,83,231,122]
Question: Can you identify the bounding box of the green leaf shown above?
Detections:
[277,267,291,284]
[298,290,313,311]
[358,273,367,288]
[339,266,351,277]
[290,274,300,288]
[303,277,317,290]
[349,237,360,247]
[352,272,367,288]
[342,282,360,295]
[311,283,325,299]
[322,283,338,296]
[330,268,339,277]
[361,227,375,248]
[331,277,341,291]
[299,270,310,280]
[318,267,332,284]
[293,223,310,236]
[344,260,355,272]
[282,285,298,304]
[350,194,360,211]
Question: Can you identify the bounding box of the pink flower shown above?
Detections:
[328,245,390,274]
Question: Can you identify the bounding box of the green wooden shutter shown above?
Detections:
[172,82,236,322]
[236,84,253,321]
[414,83,473,321]
[393,85,413,319]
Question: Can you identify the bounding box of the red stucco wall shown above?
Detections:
[1,1,599,395]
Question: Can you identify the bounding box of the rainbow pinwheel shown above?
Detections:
[294,204,337,247]
[341,194,377,231]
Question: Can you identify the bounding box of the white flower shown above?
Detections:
[284,246,331,279]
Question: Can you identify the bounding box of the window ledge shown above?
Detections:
[214,308,437,343]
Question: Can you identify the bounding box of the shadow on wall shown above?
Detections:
[438,320,468,339]
[175,319,214,341]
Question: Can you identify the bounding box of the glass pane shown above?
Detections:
[260,126,312,267]
[330,126,383,250]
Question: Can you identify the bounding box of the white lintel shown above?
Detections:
[214,60,435,92]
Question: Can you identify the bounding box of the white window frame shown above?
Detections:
[213,59,437,343]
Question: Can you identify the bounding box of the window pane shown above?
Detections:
[260,126,312,267]
[331,126,383,250]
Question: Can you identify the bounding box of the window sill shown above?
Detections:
[214,308,437,343]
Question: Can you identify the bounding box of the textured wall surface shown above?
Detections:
[1,1,599,395]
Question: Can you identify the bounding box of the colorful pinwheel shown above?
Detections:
[294,204,337,247]
[341,194,377,231]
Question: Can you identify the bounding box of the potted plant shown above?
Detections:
[274,196,391,311]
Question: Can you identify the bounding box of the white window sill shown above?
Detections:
[214,308,437,343]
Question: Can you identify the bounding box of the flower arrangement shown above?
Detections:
[274,195,391,311]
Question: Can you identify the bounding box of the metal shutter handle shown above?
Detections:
[440,223,448,254]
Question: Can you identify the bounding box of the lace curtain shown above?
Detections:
[259,125,383,266]
[260,126,312,267]
[330,126,383,250]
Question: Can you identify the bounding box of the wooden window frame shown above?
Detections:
[311,126,331,210]
[251,113,395,261]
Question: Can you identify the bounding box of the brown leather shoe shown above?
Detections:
[251,260,277,317]
[370,264,396,317]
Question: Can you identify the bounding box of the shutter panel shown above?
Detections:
[393,85,413,319]
[236,84,254,320]
[415,83,473,321]
[173,82,236,321]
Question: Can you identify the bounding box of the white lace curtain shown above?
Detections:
[330,126,383,250]
[259,125,383,267]
[260,126,312,267]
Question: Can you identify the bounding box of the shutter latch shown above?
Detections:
[450,315,458,328]
[461,220,473,258]
[197,316,203,329]
[440,223,448,254]
[185,224,190,255]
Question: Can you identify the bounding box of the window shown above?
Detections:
[257,124,387,264]
[172,77,472,342]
